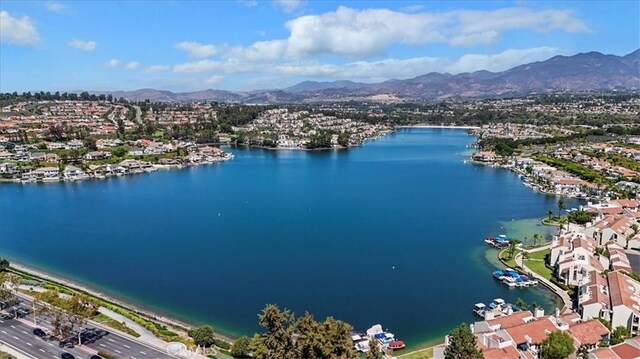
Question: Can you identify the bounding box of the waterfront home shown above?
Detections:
[589,337,640,358]
[472,151,502,163]
[436,308,610,359]
[550,232,606,286]
[29,166,60,181]
[0,162,17,174]
[567,320,611,351]
[585,215,636,247]
[63,165,89,181]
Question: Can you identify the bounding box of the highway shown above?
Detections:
[1,296,183,359]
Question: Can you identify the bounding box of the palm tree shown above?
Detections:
[558,196,567,217]
[533,233,543,248]
[547,210,554,221]
[508,239,521,260]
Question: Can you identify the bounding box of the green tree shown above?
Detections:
[188,325,216,348]
[508,239,521,260]
[231,336,251,358]
[365,341,383,359]
[576,344,590,359]
[558,197,567,217]
[515,298,528,311]
[610,326,631,345]
[444,323,482,359]
[547,210,554,221]
[540,331,574,359]
[0,258,9,272]
[250,304,297,359]
[112,146,127,157]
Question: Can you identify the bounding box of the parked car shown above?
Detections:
[60,353,75,359]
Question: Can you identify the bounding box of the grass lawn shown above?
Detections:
[0,352,16,359]
[524,259,553,281]
[526,248,549,261]
[93,313,141,338]
[499,248,522,268]
[397,347,434,359]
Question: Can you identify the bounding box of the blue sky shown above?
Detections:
[1,0,638,92]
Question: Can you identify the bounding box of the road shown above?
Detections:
[132,105,142,124]
[1,296,184,359]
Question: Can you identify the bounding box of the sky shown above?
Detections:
[0,0,639,93]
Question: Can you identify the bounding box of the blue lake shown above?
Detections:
[0,129,578,348]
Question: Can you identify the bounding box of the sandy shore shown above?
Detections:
[9,261,208,337]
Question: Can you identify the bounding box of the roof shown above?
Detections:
[607,271,640,316]
[611,343,640,358]
[567,320,609,345]
[590,347,620,359]
[503,317,558,345]
[486,311,533,329]
[482,345,519,359]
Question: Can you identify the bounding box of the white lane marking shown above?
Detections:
[12,336,19,340]
[48,342,54,346]
[124,344,131,348]
[114,349,122,354]
[1,330,6,334]
[100,344,106,347]
[26,342,32,346]
[10,325,15,329]
[132,357,137,359]
[108,338,115,342]
[21,330,28,334]
[0,319,4,323]
[140,351,146,355]
[39,348,46,353]
[52,355,57,359]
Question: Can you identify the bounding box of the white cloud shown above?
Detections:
[172,47,558,83]
[126,61,140,70]
[0,11,40,46]
[145,65,170,72]
[204,75,225,86]
[194,6,585,61]
[175,41,218,59]
[105,59,120,68]
[273,0,301,13]
[445,47,560,73]
[68,39,96,51]
[45,2,66,13]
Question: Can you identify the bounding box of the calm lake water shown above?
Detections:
[0,129,578,348]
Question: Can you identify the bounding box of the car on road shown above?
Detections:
[60,353,75,359]
[89,356,103,359]
[33,328,46,337]
[2,313,14,320]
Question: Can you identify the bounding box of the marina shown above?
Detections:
[472,298,522,320]
[493,268,539,288]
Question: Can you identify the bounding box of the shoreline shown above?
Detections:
[396,125,479,129]
[7,261,234,342]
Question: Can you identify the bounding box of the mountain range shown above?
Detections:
[102,50,640,103]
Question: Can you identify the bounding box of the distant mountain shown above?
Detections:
[97,49,640,103]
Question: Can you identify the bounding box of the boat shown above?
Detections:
[493,270,506,280]
[473,303,487,316]
[389,340,405,350]
[485,236,495,244]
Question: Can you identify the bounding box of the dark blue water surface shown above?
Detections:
[0,129,577,347]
